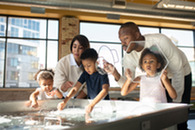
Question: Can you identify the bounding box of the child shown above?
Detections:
[57,48,110,113]
[121,47,177,103]
[26,69,63,108]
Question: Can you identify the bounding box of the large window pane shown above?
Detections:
[179,47,195,86]
[8,17,46,39]
[80,22,120,42]
[0,38,5,87]
[47,41,58,69]
[6,39,46,88]
[91,43,122,87]
[0,16,6,37]
[161,28,194,47]
[139,26,159,35]
[48,20,59,39]
[0,16,59,88]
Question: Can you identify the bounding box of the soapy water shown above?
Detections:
[0,107,119,130]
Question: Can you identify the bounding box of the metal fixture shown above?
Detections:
[31,7,45,14]
[156,0,195,11]
[112,0,126,9]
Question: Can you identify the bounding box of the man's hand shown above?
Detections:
[103,61,115,74]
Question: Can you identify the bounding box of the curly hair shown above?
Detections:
[139,47,166,72]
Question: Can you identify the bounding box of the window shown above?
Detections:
[0,16,59,88]
[161,28,195,86]
[9,58,18,67]
[10,27,19,37]
[0,17,6,36]
[139,26,160,34]
[0,39,5,87]
[10,71,19,81]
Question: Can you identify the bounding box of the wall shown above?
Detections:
[0,89,34,101]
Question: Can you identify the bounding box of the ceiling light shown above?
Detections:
[156,0,195,11]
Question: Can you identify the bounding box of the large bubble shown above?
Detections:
[97,45,119,75]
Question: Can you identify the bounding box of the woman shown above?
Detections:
[54,35,90,98]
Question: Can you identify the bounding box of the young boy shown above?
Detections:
[57,48,110,113]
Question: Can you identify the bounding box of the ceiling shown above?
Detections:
[0,0,194,29]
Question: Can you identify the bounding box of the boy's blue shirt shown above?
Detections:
[78,71,110,100]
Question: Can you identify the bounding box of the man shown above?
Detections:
[104,22,192,130]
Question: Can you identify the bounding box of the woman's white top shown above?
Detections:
[54,53,87,97]
[140,75,167,103]
[118,33,191,102]
[36,88,57,100]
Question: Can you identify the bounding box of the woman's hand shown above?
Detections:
[57,102,66,111]
[61,81,74,92]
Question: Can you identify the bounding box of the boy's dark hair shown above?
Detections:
[70,35,90,52]
[139,47,166,72]
[34,69,54,81]
[80,48,98,62]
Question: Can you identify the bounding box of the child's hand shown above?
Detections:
[85,104,94,113]
[48,89,57,96]
[85,112,94,124]
[57,102,66,111]
[161,70,168,81]
[125,69,132,80]
[25,101,32,107]
[31,101,38,108]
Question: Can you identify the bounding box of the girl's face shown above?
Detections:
[141,54,160,77]
[72,40,85,64]
[82,59,96,75]
[39,79,53,93]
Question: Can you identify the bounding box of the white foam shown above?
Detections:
[0,117,11,124]
[25,120,39,125]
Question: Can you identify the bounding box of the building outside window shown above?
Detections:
[0,16,59,88]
